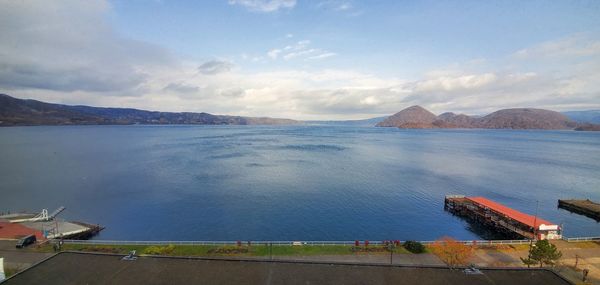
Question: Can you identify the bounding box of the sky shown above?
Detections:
[1,0,600,120]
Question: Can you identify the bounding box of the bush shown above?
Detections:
[430,237,473,268]
[143,244,175,255]
[403,240,426,254]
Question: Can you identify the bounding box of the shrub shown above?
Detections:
[143,244,175,255]
[403,240,426,254]
[430,237,473,268]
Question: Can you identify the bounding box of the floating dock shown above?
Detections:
[0,207,103,241]
[445,195,561,240]
[558,199,600,222]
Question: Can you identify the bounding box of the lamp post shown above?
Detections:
[387,242,395,265]
[527,200,539,268]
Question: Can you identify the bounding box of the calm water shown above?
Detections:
[0,125,599,241]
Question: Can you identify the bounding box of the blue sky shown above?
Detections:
[1,0,599,119]
[108,1,599,76]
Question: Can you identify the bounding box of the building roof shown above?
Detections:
[1,252,572,285]
[466,197,554,228]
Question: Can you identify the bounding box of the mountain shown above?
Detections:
[476,108,576,129]
[434,112,477,128]
[376,106,437,128]
[0,94,299,126]
[574,124,600,131]
[377,105,596,130]
[563,110,600,124]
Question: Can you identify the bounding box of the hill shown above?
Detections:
[376,106,437,128]
[0,94,299,126]
[377,106,596,131]
[476,108,576,129]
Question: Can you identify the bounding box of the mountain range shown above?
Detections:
[376,105,599,131]
[1,94,599,130]
[0,94,299,126]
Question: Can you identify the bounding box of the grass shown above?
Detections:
[4,266,24,278]
[570,241,600,249]
[36,243,412,257]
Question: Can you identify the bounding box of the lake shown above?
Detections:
[0,125,599,241]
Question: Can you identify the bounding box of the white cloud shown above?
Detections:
[308,52,337,60]
[267,40,336,61]
[198,60,234,75]
[267,49,282,59]
[317,1,361,15]
[335,2,352,11]
[163,83,199,93]
[513,35,600,59]
[0,0,172,94]
[414,73,498,92]
[1,1,599,120]
[228,0,296,12]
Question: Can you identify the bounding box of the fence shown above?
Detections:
[563,236,600,242]
[57,239,535,246]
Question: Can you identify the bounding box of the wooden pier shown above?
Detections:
[558,199,600,222]
[445,195,562,240]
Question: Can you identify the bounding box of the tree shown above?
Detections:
[520,256,538,268]
[527,240,562,268]
[430,236,473,268]
[403,241,426,254]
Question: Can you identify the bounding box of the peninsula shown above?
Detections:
[0,94,299,126]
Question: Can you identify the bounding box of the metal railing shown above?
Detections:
[56,239,534,246]
[563,236,600,242]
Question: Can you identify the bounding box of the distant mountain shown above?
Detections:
[0,94,299,126]
[563,110,600,124]
[476,108,576,129]
[376,106,437,128]
[377,105,596,131]
[574,124,600,131]
[308,116,387,126]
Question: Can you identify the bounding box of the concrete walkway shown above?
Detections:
[1,240,599,284]
[273,252,445,266]
[0,240,53,274]
[467,241,600,284]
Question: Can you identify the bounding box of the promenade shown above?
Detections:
[1,239,599,284]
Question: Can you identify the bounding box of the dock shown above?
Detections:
[0,207,103,241]
[558,199,600,222]
[445,195,561,240]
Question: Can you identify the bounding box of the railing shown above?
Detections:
[563,236,600,242]
[57,239,533,246]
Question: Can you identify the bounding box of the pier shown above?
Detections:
[444,195,561,240]
[0,207,103,241]
[558,199,600,222]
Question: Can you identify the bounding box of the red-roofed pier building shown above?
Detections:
[445,195,562,240]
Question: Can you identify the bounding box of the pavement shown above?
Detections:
[0,240,53,272]
[468,241,600,284]
[553,240,600,284]
[1,240,599,284]
[271,252,445,266]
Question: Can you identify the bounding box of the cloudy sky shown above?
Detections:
[1,0,599,119]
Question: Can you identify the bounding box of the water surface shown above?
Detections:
[0,125,598,240]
